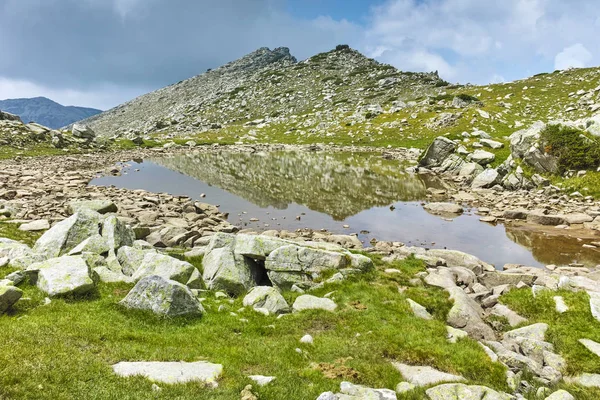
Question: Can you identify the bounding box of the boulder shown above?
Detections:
[267,271,314,291]
[72,123,96,140]
[33,256,95,296]
[102,215,135,250]
[509,122,558,173]
[234,234,291,259]
[470,150,495,165]
[579,339,600,358]
[427,249,494,274]
[590,292,600,322]
[407,298,433,320]
[392,363,465,387]
[132,252,195,285]
[266,245,349,275]
[446,287,495,340]
[18,220,50,232]
[419,137,457,168]
[489,304,527,327]
[33,210,102,258]
[68,234,110,256]
[93,266,134,284]
[117,246,155,276]
[68,200,117,215]
[120,275,204,317]
[471,169,500,189]
[438,154,466,175]
[544,390,575,400]
[243,286,289,315]
[564,373,600,388]
[480,139,504,149]
[479,272,535,288]
[248,375,276,387]
[112,361,221,385]
[458,162,484,181]
[503,209,529,220]
[292,295,337,312]
[202,247,259,295]
[504,323,548,343]
[0,283,23,313]
[564,213,594,225]
[426,384,512,400]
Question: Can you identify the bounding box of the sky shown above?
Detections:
[0,0,599,110]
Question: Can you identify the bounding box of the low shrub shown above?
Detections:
[541,124,600,173]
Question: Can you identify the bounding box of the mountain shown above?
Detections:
[0,97,102,129]
[76,46,447,138]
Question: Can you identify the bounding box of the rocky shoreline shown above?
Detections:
[1,143,599,263]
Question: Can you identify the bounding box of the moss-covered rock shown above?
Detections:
[120,275,204,317]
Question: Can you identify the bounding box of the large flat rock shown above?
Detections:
[33,256,95,297]
[426,383,512,400]
[112,361,222,386]
[292,295,337,312]
[392,363,465,387]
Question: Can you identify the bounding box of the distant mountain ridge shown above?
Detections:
[0,97,102,129]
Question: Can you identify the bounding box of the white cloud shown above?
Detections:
[554,43,593,70]
[113,0,145,18]
[361,0,600,84]
[377,48,457,80]
[2,0,600,109]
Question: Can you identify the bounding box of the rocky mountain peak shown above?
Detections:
[75,45,447,138]
[213,46,297,75]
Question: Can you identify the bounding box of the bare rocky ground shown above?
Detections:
[1,143,599,256]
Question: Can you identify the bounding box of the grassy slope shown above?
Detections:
[1,250,599,399]
[0,257,511,400]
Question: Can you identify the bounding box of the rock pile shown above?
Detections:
[1,210,373,317]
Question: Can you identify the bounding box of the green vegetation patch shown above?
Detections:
[0,256,509,399]
[501,288,600,398]
[0,221,41,247]
[540,124,600,174]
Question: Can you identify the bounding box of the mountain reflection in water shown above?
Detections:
[90,150,600,268]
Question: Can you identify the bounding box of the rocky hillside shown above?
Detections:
[77,46,447,139]
[0,110,105,156]
[0,97,101,129]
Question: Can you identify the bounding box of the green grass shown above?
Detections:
[0,145,70,160]
[541,124,600,174]
[0,256,509,400]
[553,171,600,197]
[501,288,600,399]
[0,221,41,246]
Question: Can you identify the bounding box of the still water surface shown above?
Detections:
[91,150,600,269]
